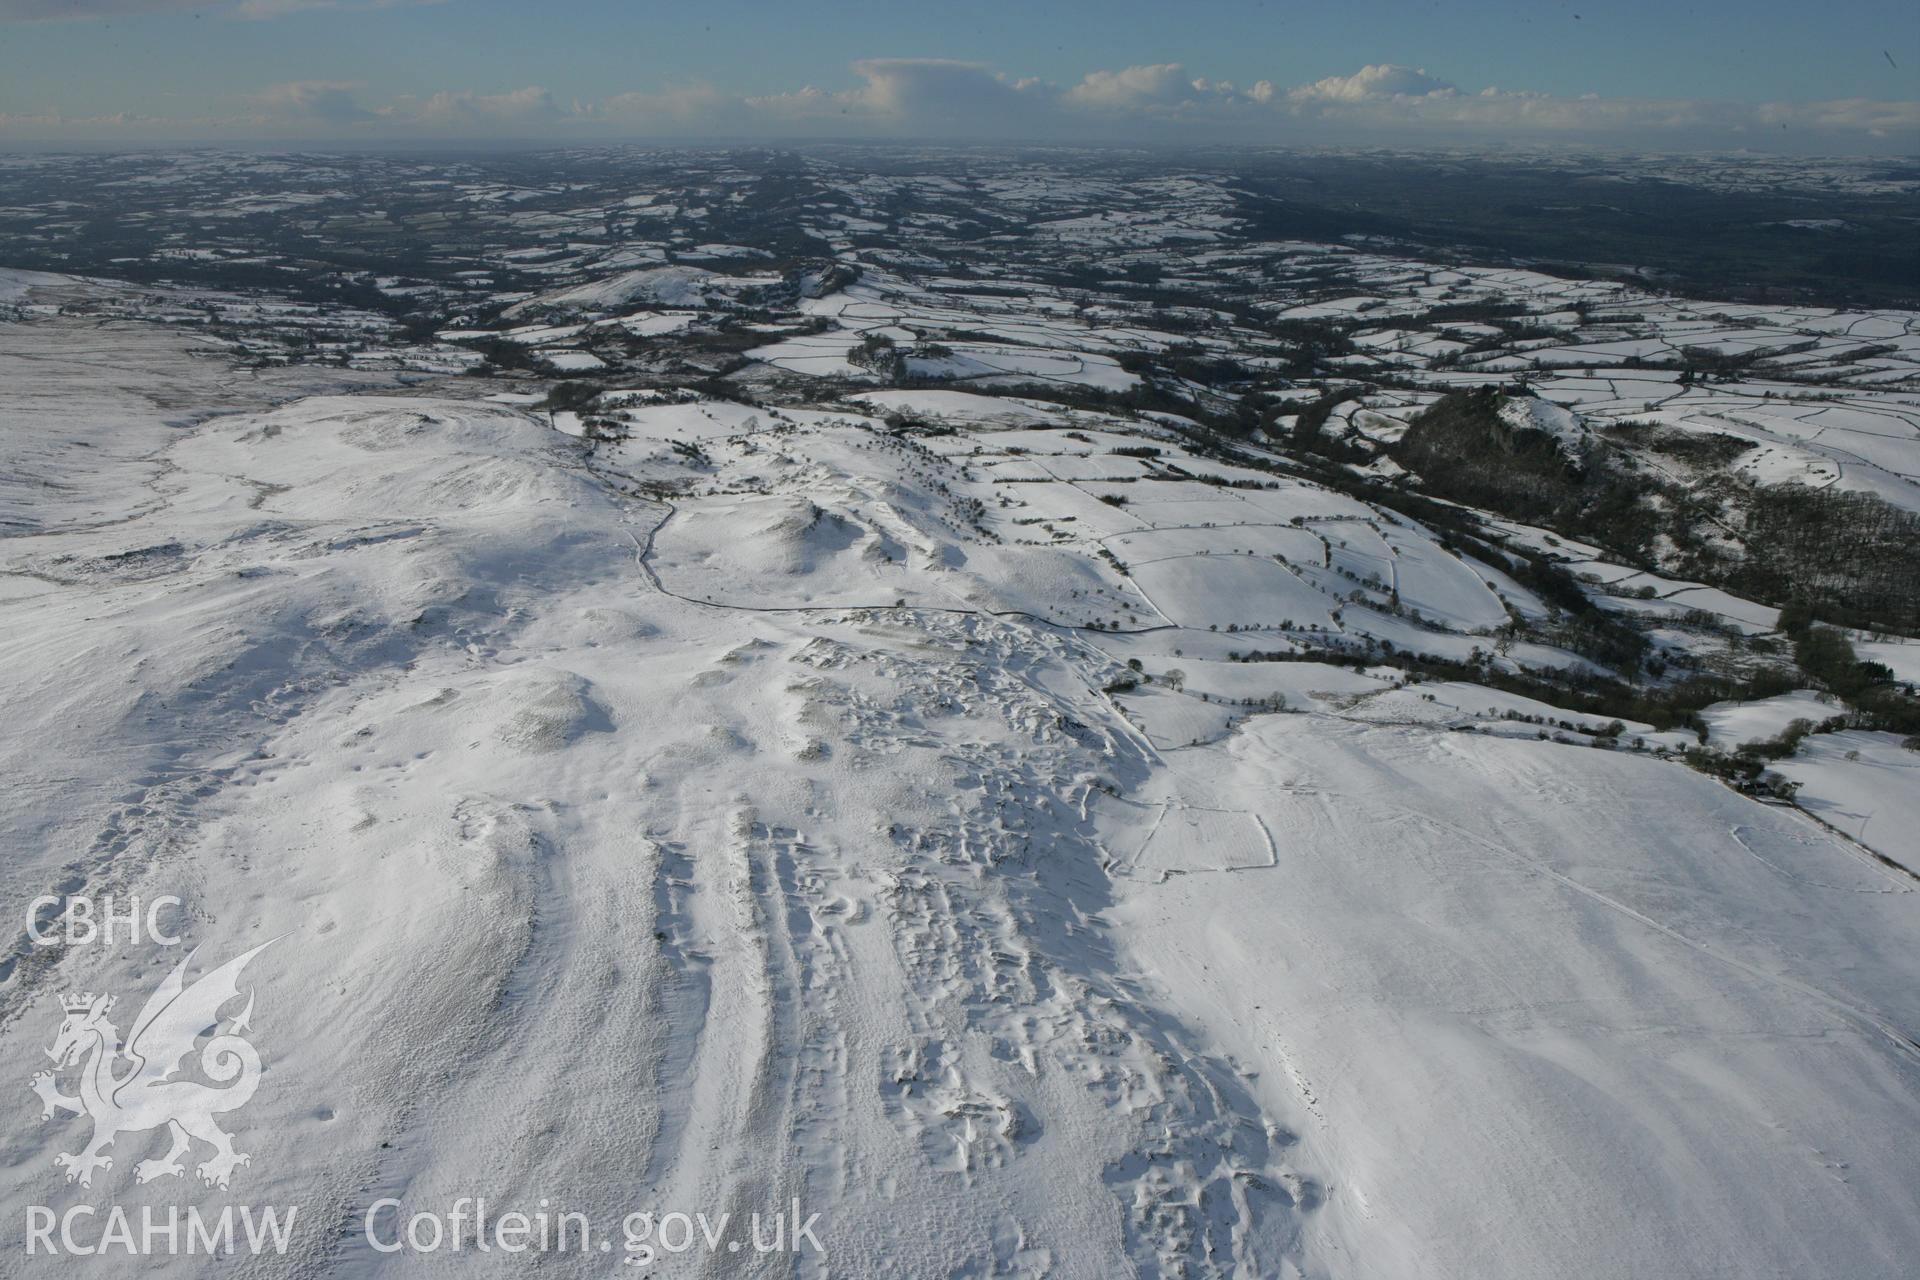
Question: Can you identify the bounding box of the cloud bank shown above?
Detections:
[4,58,1914,151]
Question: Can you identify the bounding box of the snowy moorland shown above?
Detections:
[2,149,1918,1278]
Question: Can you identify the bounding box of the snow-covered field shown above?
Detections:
[3,274,1919,1280]
[4,131,1920,1280]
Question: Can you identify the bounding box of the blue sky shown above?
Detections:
[1,0,1915,148]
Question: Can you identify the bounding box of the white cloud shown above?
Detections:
[246,79,566,135]
[1267,70,1920,143]
[848,58,1037,119]
[1065,63,1206,110]
[0,108,153,127]
[599,83,730,125]
[1287,64,1457,103]
[4,58,1913,151]
[740,59,1050,136]
[255,80,377,124]
[1757,97,1920,138]
[415,85,561,129]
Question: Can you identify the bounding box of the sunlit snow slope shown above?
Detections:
[3,303,1918,1280]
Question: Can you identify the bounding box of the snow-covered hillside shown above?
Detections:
[4,262,1919,1279]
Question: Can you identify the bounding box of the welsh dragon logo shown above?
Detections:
[30,940,275,1190]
